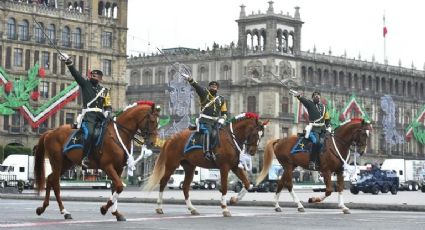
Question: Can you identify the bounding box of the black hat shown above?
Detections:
[312,91,321,97]
[90,70,103,77]
[208,81,219,88]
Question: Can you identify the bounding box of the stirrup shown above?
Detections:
[204,151,216,161]
[308,161,317,171]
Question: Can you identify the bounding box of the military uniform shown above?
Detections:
[66,64,112,158]
[188,79,227,160]
[296,93,330,170]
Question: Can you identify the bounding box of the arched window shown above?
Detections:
[247,96,256,113]
[98,1,104,15]
[223,65,230,80]
[199,66,208,81]
[130,71,140,85]
[281,97,289,113]
[339,71,345,88]
[47,24,56,42]
[317,68,322,85]
[307,67,314,84]
[381,78,386,92]
[332,71,337,86]
[73,28,82,48]
[347,73,352,89]
[407,81,412,97]
[157,71,165,84]
[301,66,306,82]
[112,3,118,19]
[7,18,16,40]
[62,26,71,47]
[105,2,111,17]
[34,22,44,43]
[353,74,359,89]
[142,71,152,85]
[18,20,29,41]
[361,75,366,90]
[375,77,380,92]
[395,79,399,95]
[323,69,329,86]
[389,79,393,94]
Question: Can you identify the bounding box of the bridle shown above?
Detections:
[111,110,157,145]
[227,120,264,154]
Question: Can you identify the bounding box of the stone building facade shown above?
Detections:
[126,2,425,170]
[0,0,128,149]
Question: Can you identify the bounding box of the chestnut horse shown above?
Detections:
[256,118,372,214]
[33,101,160,221]
[144,112,267,217]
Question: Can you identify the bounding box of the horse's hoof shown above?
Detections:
[308,198,313,203]
[343,209,351,214]
[155,208,164,214]
[112,211,126,221]
[222,211,232,217]
[190,209,200,215]
[36,207,44,216]
[229,197,238,205]
[297,207,305,213]
[64,213,73,220]
[100,206,108,215]
[275,207,282,212]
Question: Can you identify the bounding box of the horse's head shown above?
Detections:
[230,112,267,156]
[121,100,160,148]
[337,118,372,155]
[350,119,373,155]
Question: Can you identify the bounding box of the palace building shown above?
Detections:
[0,0,128,149]
[126,1,425,169]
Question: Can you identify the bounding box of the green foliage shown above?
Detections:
[4,145,32,159]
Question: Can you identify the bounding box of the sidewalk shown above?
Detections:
[1,186,425,212]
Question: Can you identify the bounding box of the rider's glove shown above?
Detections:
[289,89,300,97]
[59,53,73,66]
[103,110,112,119]
[326,126,332,133]
[218,118,226,126]
[180,73,192,81]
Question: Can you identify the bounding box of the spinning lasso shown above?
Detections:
[265,70,300,95]
[156,48,192,81]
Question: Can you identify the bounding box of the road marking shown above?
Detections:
[0,212,281,228]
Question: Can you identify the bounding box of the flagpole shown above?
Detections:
[383,12,387,63]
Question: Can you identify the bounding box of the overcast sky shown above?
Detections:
[127,0,425,69]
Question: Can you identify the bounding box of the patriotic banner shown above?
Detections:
[405,106,425,144]
[0,65,79,128]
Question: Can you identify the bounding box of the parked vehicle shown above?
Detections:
[0,154,37,188]
[60,169,112,189]
[381,159,425,191]
[167,166,220,190]
[350,168,399,195]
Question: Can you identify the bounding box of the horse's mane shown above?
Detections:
[334,117,364,131]
[115,100,155,116]
[228,112,259,123]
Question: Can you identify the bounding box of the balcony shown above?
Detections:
[7,33,18,40]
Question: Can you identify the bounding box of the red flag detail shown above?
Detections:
[383,26,388,37]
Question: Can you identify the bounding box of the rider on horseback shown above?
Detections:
[59,54,112,168]
[291,90,331,170]
[181,73,228,161]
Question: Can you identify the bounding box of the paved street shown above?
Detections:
[0,199,425,230]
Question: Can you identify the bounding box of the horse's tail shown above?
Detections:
[143,140,169,191]
[256,139,279,185]
[34,131,48,194]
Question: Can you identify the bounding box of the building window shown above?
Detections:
[130,71,140,85]
[223,65,230,80]
[41,52,50,69]
[38,120,48,134]
[65,113,75,124]
[13,48,23,67]
[73,28,82,48]
[18,20,29,41]
[7,18,16,40]
[247,96,256,113]
[101,32,112,48]
[40,81,49,98]
[281,97,289,113]
[142,71,152,85]
[11,113,21,133]
[47,24,56,43]
[34,22,45,43]
[62,26,71,47]
[102,59,112,76]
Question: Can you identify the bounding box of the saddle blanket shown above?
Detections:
[63,120,108,154]
[183,132,218,154]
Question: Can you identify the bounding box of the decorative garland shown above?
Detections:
[406,106,425,144]
[0,65,80,128]
[229,112,259,122]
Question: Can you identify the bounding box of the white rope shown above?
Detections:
[113,117,149,176]
[331,135,359,181]
[230,122,252,171]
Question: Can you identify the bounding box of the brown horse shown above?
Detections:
[33,101,160,221]
[144,112,267,217]
[256,118,372,214]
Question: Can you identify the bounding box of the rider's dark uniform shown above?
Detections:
[188,79,228,160]
[66,63,112,159]
[296,91,330,170]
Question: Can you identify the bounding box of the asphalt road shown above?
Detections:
[0,199,424,230]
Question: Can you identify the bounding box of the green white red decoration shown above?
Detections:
[0,64,80,128]
[406,106,425,144]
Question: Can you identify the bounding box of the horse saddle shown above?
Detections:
[183,130,219,154]
[63,120,108,154]
[290,132,316,155]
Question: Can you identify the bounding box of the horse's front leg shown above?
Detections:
[219,167,231,217]
[308,171,331,203]
[336,172,351,214]
[229,167,250,205]
[100,165,126,221]
[182,164,199,215]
